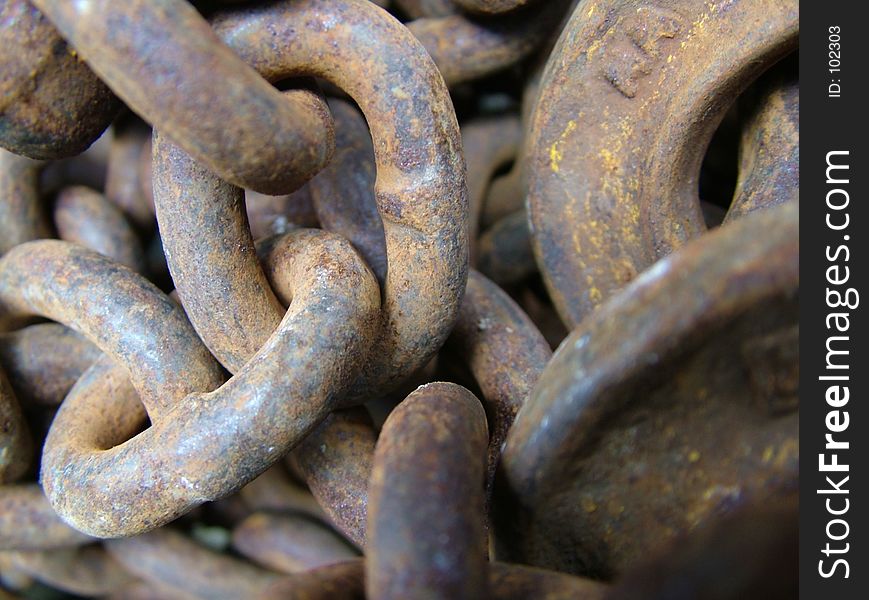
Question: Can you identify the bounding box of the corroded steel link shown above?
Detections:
[454,0,537,15]
[607,500,797,600]
[291,408,375,548]
[41,231,379,537]
[445,271,550,489]
[0,485,92,551]
[30,0,335,195]
[0,241,224,413]
[105,121,155,231]
[152,132,286,372]
[106,529,280,600]
[239,466,326,521]
[0,366,30,484]
[54,186,147,273]
[407,1,570,87]
[247,187,319,241]
[262,559,607,600]
[309,100,386,284]
[1,545,135,597]
[488,562,607,599]
[206,0,467,401]
[232,512,359,574]
[498,203,798,576]
[527,0,798,327]
[0,323,100,407]
[726,62,799,222]
[477,210,536,285]
[461,115,522,259]
[367,382,489,599]
[394,0,458,18]
[0,0,119,160]
[0,149,49,256]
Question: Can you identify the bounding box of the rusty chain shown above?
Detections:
[0,0,798,597]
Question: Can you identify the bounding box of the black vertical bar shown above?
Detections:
[800,1,867,597]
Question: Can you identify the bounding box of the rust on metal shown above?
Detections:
[54,185,146,273]
[367,382,489,599]
[0,0,119,160]
[527,0,798,327]
[498,203,798,577]
[31,0,334,195]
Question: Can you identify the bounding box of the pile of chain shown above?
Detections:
[1,0,798,598]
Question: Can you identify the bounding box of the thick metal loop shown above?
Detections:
[0,0,119,160]
[165,0,468,402]
[38,231,379,537]
[527,0,798,327]
[54,186,147,273]
[445,271,551,489]
[31,0,335,195]
[0,241,224,413]
[367,382,489,599]
[498,202,798,576]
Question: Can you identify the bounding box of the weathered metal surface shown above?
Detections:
[497,203,798,577]
[727,60,799,222]
[445,271,551,492]
[36,231,377,537]
[105,119,155,231]
[238,465,326,522]
[607,499,798,600]
[246,187,318,241]
[53,185,146,273]
[0,0,119,160]
[257,560,367,600]
[309,100,386,284]
[0,323,100,407]
[107,529,279,600]
[31,0,334,195]
[292,409,375,548]
[0,149,49,256]
[527,0,798,327]
[455,0,536,15]
[477,210,536,285]
[0,485,92,551]
[407,1,570,87]
[367,382,489,599]
[261,557,609,600]
[0,0,800,593]
[394,0,458,18]
[1,545,134,597]
[462,115,522,260]
[193,0,468,402]
[232,512,358,574]
[0,367,30,484]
